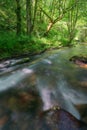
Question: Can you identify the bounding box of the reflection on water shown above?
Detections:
[0,44,87,129]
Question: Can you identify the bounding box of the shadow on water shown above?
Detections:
[0,44,87,129]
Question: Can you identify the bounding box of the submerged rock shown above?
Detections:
[0,105,87,130]
[0,87,87,130]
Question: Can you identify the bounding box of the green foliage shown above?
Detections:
[0,0,87,60]
[0,32,49,59]
[0,33,16,51]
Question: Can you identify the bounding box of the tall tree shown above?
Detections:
[26,0,32,35]
[26,0,38,35]
[0,0,16,31]
[39,0,79,36]
[15,0,21,35]
[67,0,79,44]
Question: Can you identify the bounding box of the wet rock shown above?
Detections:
[10,57,30,66]
[0,58,30,71]
[75,104,87,124]
[79,81,87,87]
[69,56,87,68]
[37,106,87,130]
[0,105,87,130]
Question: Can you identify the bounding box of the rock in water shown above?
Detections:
[37,106,87,130]
[69,56,87,68]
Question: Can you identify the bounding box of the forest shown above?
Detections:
[0,1,87,129]
[0,0,87,60]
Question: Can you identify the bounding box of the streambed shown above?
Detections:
[0,44,87,130]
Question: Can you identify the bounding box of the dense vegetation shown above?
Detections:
[0,0,87,60]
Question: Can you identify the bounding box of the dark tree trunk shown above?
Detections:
[15,0,21,35]
[32,0,38,31]
[26,0,32,35]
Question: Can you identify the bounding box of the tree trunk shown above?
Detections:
[32,0,38,31]
[26,0,32,35]
[15,0,21,35]
[44,22,54,36]
[67,2,78,45]
[43,14,64,36]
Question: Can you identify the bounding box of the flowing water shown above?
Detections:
[0,44,87,130]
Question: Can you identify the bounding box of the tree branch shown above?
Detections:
[40,7,53,22]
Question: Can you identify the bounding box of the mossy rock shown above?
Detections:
[69,55,87,68]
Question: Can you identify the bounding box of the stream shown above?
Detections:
[0,44,87,130]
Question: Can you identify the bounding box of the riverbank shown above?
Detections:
[0,32,86,61]
[0,33,62,61]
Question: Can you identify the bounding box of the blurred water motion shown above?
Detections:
[0,45,87,129]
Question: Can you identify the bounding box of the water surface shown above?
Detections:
[0,44,87,129]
